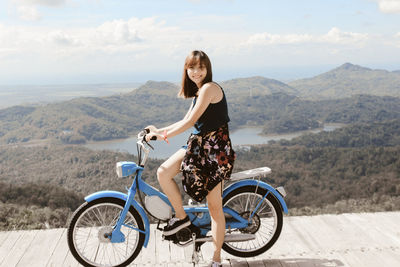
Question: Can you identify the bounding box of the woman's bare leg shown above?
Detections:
[157,148,187,219]
[206,181,225,263]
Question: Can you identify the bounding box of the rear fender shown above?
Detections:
[85,191,150,247]
[223,180,288,214]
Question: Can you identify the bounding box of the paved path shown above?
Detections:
[1,212,399,267]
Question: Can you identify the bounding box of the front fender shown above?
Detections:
[85,191,150,247]
[223,180,288,214]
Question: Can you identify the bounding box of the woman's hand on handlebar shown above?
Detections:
[143,125,169,143]
[145,132,164,142]
[145,125,158,134]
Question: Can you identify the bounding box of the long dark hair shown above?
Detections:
[178,50,213,98]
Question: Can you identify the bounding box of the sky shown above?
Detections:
[0,0,400,85]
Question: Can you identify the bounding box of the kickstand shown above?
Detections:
[191,233,203,266]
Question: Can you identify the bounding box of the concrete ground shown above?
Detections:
[0,211,399,267]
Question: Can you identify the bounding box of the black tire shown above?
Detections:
[222,185,283,257]
[67,198,145,267]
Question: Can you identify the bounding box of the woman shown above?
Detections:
[145,50,235,267]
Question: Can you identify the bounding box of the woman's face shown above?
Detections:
[187,63,207,86]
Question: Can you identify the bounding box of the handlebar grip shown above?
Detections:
[150,136,157,141]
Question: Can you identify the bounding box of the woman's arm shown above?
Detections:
[145,100,194,135]
[163,83,219,139]
[145,83,219,142]
[157,100,194,134]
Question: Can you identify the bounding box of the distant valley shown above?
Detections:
[1,63,400,145]
[0,82,142,109]
[1,117,400,230]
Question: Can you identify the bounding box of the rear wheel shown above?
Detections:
[222,185,283,257]
[67,198,145,267]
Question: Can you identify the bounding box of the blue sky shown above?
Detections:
[1,0,400,84]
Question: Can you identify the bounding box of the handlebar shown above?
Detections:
[138,128,158,142]
[137,128,149,140]
[137,129,152,166]
[136,127,168,166]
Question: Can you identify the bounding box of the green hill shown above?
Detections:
[289,63,400,99]
[237,144,400,210]
[0,182,84,230]
[220,76,299,98]
[258,94,400,134]
[1,117,400,229]
[0,81,190,144]
[279,119,400,147]
[2,77,400,145]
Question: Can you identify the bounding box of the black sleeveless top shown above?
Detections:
[192,84,230,134]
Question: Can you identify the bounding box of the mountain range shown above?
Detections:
[1,63,400,145]
[219,76,299,98]
[2,63,400,227]
[217,63,400,99]
[289,63,400,99]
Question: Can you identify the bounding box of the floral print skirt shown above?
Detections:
[180,124,236,202]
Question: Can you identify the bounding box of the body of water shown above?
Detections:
[84,124,343,159]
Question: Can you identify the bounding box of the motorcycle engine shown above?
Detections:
[163,224,201,244]
[176,227,192,242]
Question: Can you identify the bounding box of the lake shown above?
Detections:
[84,124,343,159]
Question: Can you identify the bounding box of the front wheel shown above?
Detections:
[222,185,283,257]
[67,198,145,267]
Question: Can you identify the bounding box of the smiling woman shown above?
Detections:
[179,50,213,98]
[142,50,235,266]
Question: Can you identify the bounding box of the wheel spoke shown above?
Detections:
[223,187,282,255]
[69,201,143,266]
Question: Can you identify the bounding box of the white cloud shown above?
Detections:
[322,27,369,44]
[0,15,398,84]
[48,31,80,46]
[94,19,143,45]
[245,27,368,46]
[0,17,187,73]
[12,0,66,7]
[187,0,234,3]
[0,24,24,47]
[246,32,314,45]
[0,18,184,54]
[12,0,67,21]
[372,0,400,14]
[16,5,42,21]
[391,32,400,47]
[0,17,164,52]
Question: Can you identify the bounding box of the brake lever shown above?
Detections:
[144,140,154,150]
[141,128,155,150]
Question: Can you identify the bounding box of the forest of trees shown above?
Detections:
[1,118,399,230]
[1,68,400,230]
[0,182,83,230]
[278,119,400,147]
[2,80,400,145]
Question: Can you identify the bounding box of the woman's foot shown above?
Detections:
[163,215,191,236]
[210,261,222,267]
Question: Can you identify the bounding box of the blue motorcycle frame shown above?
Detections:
[85,162,288,248]
[68,130,288,266]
